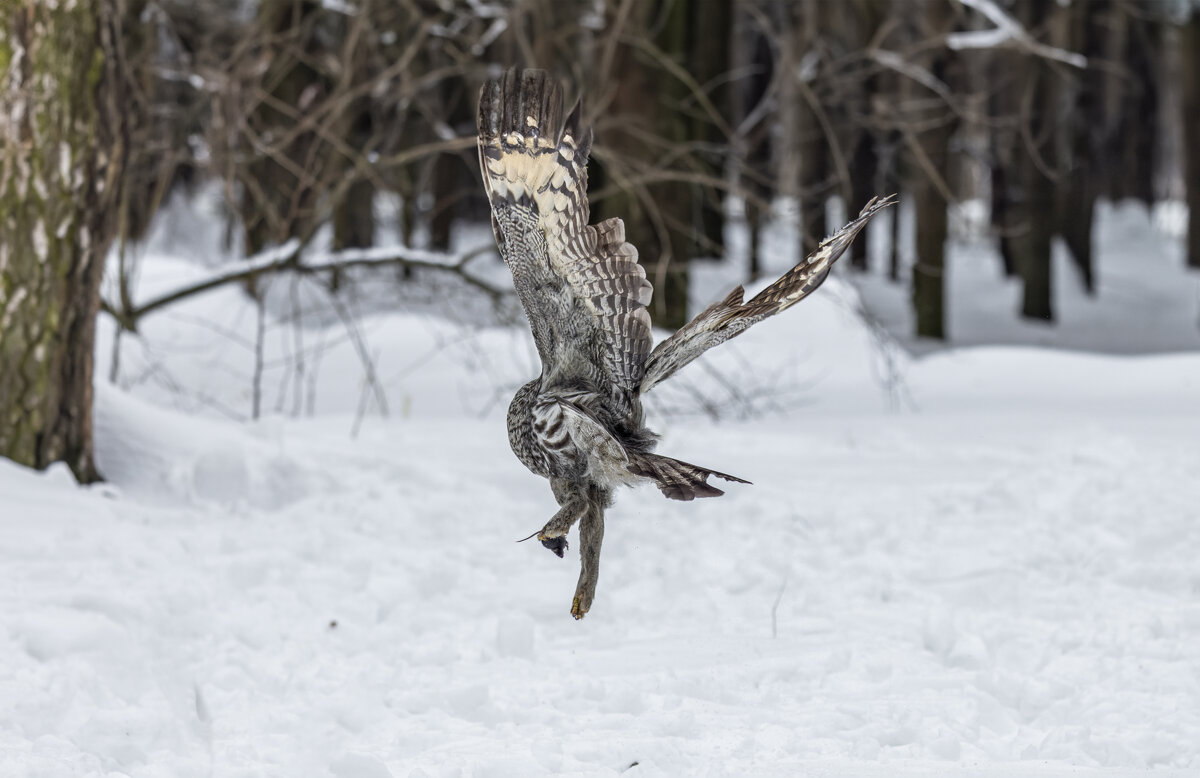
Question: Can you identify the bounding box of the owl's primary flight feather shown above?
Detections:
[479,69,893,619]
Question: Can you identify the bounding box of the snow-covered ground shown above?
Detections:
[2,200,1199,776]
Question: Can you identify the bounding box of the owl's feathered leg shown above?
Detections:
[532,478,586,558]
[571,485,611,620]
[528,480,610,618]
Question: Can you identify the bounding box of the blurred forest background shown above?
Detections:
[2,0,1200,480]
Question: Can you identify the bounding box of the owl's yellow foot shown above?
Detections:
[571,596,588,620]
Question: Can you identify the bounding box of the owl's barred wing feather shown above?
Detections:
[478,69,653,402]
[638,195,897,395]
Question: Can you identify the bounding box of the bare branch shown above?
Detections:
[948,0,1087,69]
[102,241,504,332]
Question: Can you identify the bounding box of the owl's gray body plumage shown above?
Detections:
[479,69,893,618]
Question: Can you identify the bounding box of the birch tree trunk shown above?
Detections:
[0,0,128,482]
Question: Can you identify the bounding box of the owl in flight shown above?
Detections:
[478,69,893,619]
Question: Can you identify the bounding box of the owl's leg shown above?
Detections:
[535,478,586,558]
[570,501,605,620]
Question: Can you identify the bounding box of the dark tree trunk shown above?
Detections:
[428,76,474,252]
[0,1,131,482]
[239,0,324,258]
[429,152,458,252]
[747,206,764,283]
[909,0,958,340]
[1109,14,1160,208]
[991,164,1017,277]
[733,4,773,283]
[844,0,886,272]
[1055,0,1097,294]
[590,0,734,330]
[889,187,903,283]
[1013,157,1056,322]
[988,32,1020,281]
[912,129,950,338]
[332,98,376,254]
[992,0,1061,323]
[1013,24,1057,322]
[1057,171,1096,294]
[849,134,878,271]
[333,177,376,251]
[797,95,829,258]
[688,0,732,260]
[778,1,829,260]
[330,176,375,291]
[1183,12,1200,270]
[589,15,692,328]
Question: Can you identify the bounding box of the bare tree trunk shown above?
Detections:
[844,0,886,271]
[776,1,802,214]
[239,0,324,259]
[1012,60,1056,322]
[796,1,828,257]
[329,97,375,291]
[590,0,733,330]
[889,183,903,282]
[689,0,732,260]
[1055,0,1097,294]
[910,0,957,340]
[912,125,950,338]
[332,77,377,257]
[849,135,878,271]
[989,43,1019,280]
[429,152,457,252]
[0,1,131,482]
[1108,11,1160,208]
[992,0,1061,322]
[333,178,376,251]
[991,164,1017,278]
[589,2,691,328]
[1020,0,1069,321]
[734,3,773,282]
[1013,154,1056,322]
[1183,12,1200,270]
[1057,167,1096,294]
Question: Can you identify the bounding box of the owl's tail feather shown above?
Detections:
[638,195,897,395]
[627,452,750,502]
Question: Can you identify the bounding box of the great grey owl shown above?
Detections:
[478,69,893,619]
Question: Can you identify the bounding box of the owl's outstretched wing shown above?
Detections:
[639,195,897,394]
[478,69,653,412]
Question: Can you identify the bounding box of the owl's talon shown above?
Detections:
[539,535,568,558]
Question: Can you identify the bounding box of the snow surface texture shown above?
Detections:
[3,201,1200,776]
